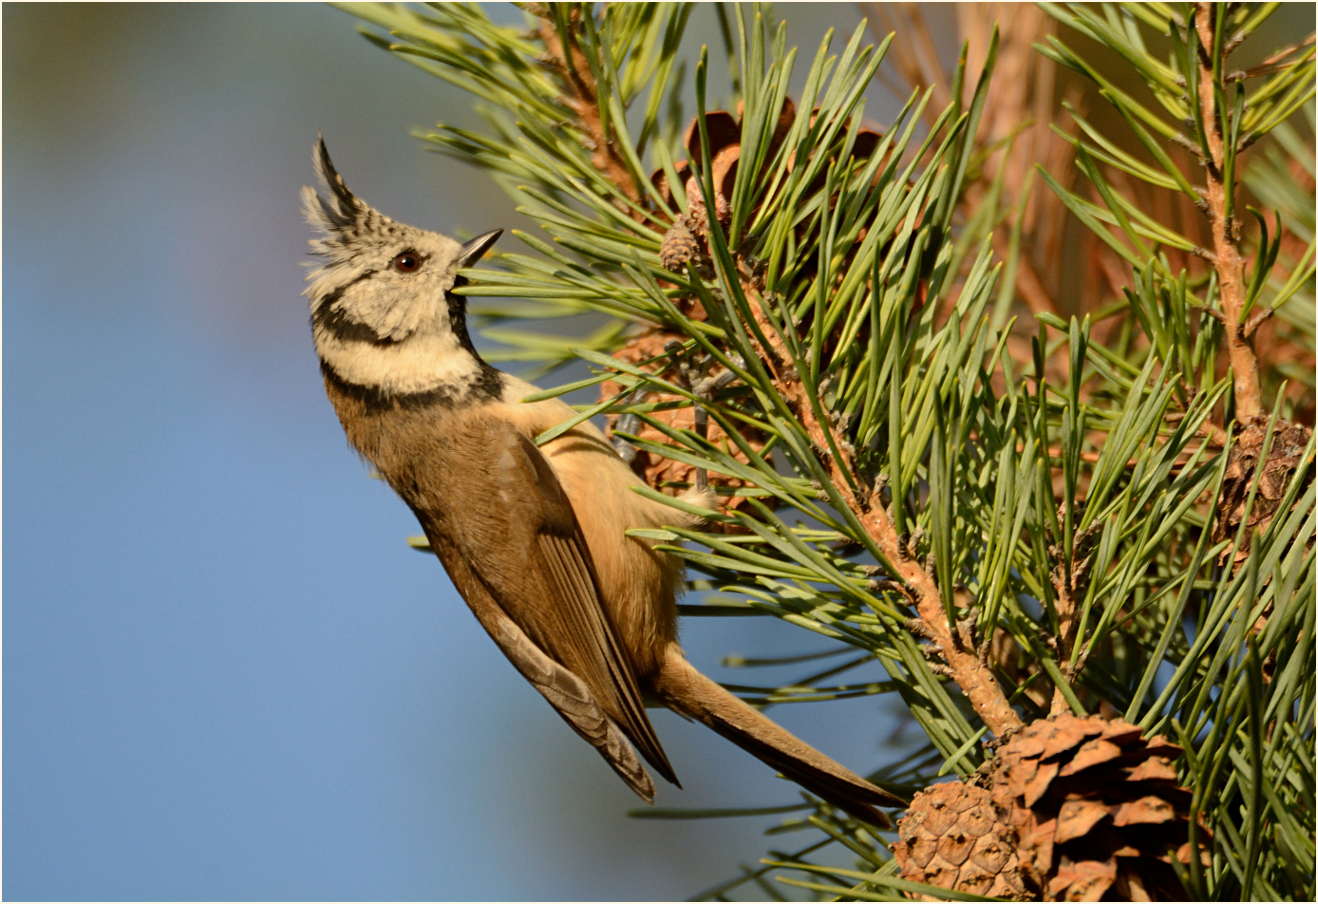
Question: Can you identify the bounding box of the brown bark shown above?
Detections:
[1195,3,1263,423]
[1046,517,1100,717]
[1048,592,1080,718]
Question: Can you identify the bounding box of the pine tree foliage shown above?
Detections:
[337,3,1313,899]
[1036,2,1315,425]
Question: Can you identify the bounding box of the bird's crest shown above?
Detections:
[300,137,418,299]
[306,136,417,250]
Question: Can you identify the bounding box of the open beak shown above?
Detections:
[458,229,502,268]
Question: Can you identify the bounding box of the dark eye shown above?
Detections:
[392,251,423,273]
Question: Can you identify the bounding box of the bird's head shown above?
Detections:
[301,138,501,399]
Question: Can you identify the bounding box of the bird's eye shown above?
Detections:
[392,251,423,273]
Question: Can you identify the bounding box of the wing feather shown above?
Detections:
[536,532,677,786]
[451,557,655,801]
[410,415,677,793]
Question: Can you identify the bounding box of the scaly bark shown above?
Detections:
[536,10,642,206]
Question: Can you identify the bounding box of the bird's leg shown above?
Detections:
[610,392,645,464]
[663,340,708,493]
[689,368,737,495]
[692,404,709,492]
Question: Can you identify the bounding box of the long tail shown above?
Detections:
[652,646,906,828]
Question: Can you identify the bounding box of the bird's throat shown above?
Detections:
[315,328,499,407]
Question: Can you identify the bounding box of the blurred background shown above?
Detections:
[9,3,1311,900]
[3,3,932,900]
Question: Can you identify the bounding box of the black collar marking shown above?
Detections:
[319,357,503,413]
[314,270,503,411]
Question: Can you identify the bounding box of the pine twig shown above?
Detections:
[1046,516,1100,716]
[742,285,1024,738]
[535,7,643,205]
[1193,2,1263,423]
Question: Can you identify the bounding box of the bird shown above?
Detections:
[300,138,905,826]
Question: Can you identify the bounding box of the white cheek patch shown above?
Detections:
[348,275,448,341]
[315,329,482,396]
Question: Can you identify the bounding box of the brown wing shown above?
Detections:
[430,535,656,801]
[411,414,678,795]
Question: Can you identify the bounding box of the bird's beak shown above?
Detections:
[458,229,503,268]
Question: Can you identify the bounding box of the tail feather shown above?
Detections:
[653,647,906,828]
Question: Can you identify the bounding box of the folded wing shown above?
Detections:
[413,416,677,798]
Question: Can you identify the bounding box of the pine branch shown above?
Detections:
[336,4,1315,898]
[1194,2,1264,423]
[742,281,1023,737]
[531,5,643,207]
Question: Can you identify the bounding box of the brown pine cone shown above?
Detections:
[658,214,700,272]
[893,713,1210,901]
[891,781,1032,900]
[651,97,885,274]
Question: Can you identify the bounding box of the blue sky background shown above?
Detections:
[3,4,945,899]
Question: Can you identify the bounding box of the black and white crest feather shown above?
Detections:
[309,136,361,230]
[301,136,415,269]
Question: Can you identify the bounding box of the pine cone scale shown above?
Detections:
[1058,738,1122,775]
[1022,760,1060,807]
[1054,798,1111,844]
[1111,796,1175,827]
[1049,856,1116,901]
[1124,757,1179,782]
[937,830,976,866]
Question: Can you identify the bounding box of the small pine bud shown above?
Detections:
[659,216,700,271]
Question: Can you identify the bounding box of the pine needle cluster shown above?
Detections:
[337,3,1313,899]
